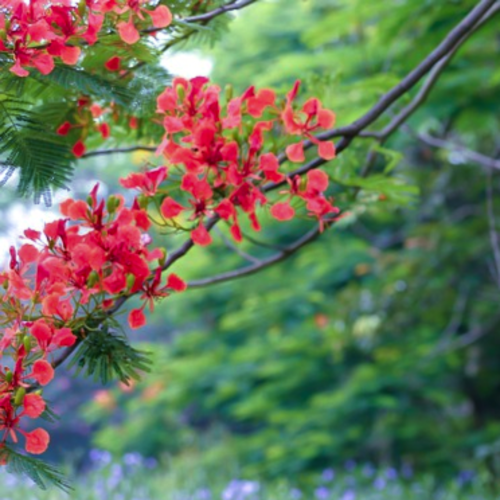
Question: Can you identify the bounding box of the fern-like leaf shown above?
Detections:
[68,324,152,385]
[1,446,72,492]
[0,95,74,200]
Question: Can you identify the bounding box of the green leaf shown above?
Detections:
[1,446,72,492]
[67,323,152,385]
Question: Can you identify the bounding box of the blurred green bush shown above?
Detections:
[84,0,500,480]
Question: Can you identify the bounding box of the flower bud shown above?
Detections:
[106,195,120,214]
[87,270,99,287]
[225,84,234,102]
[14,387,26,407]
[176,85,185,102]
[137,194,149,210]
[23,335,32,352]
[126,273,136,291]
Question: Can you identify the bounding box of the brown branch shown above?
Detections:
[187,225,323,288]
[416,133,500,171]
[438,313,500,352]
[319,0,496,141]
[141,0,258,35]
[486,171,500,287]
[182,0,258,23]
[362,3,500,141]
[214,226,262,264]
[81,145,156,159]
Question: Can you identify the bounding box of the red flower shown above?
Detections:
[129,308,146,329]
[160,197,184,219]
[167,274,187,292]
[72,140,86,158]
[104,56,121,72]
[22,394,46,419]
[30,360,54,386]
[24,428,50,455]
[191,223,212,246]
[271,202,295,221]
[56,121,72,136]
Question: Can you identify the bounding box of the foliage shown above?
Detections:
[0,0,499,491]
[84,0,500,482]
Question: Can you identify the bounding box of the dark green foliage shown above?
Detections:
[68,325,152,385]
[0,95,74,199]
[83,0,500,481]
[1,446,71,492]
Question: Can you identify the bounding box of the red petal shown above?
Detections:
[160,197,184,218]
[56,121,72,135]
[307,169,329,192]
[149,5,172,28]
[167,273,187,292]
[129,308,146,329]
[118,18,140,44]
[32,54,54,75]
[18,243,39,263]
[10,60,29,77]
[72,140,86,158]
[317,109,335,129]
[270,202,295,221]
[24,428,50,455]
[60,45,81,65]
[191,223,212,246]
[285,142,305,163]
[104,56,121,72]
[31,360,54,386]
[318,141,336,160]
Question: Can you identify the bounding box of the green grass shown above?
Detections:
[0,452,495,500]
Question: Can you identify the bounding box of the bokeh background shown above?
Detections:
[1,0,500,498]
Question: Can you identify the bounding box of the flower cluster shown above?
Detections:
[120,77,339,245]
[1,77,338,462]
[0,185,185,458]
[0,0,172,77]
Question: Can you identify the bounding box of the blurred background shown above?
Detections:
[2,0,500,498]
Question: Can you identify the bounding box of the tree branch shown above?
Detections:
[362,3,500,141]
[81,145,156,159]
[187,225,323,288]
[214,226,262,264]
[141,0,259,35]
[486,170,500,287]
[416,133,500,171]
[182,0,259,23]
[269,0,499,189]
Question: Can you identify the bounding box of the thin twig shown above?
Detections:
[416,133,500,171]
[81,145,156,159]
[486,170,500,287]
[214,226,262,264]
[437,314,500,352]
